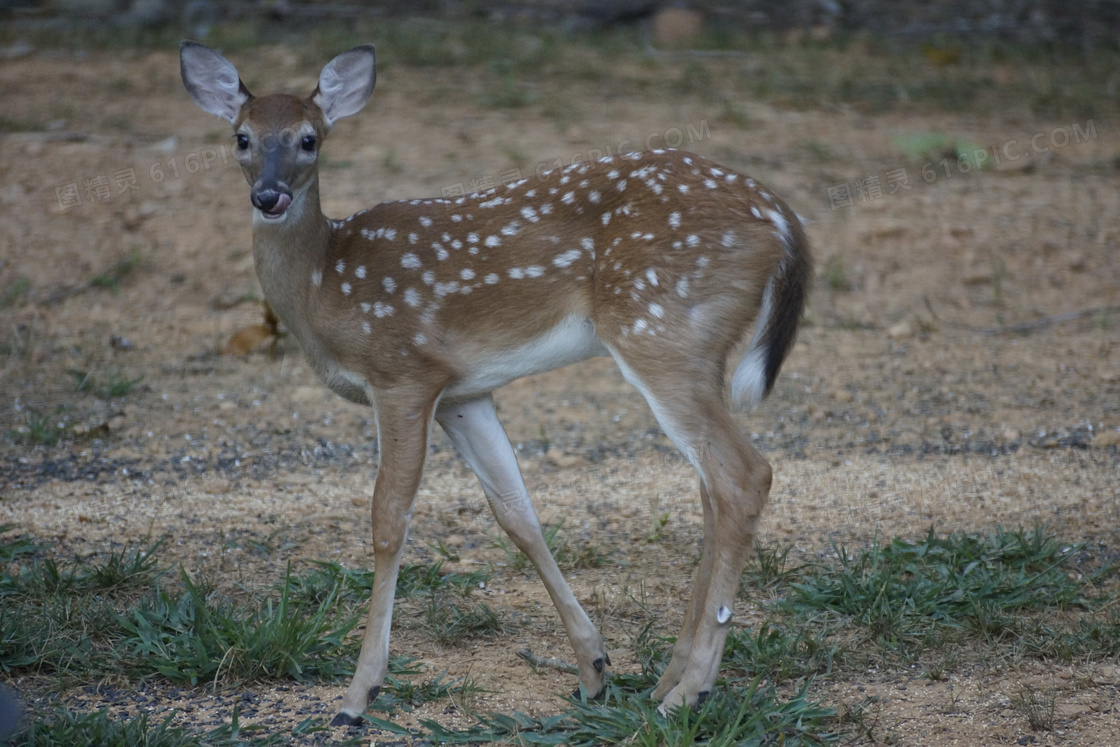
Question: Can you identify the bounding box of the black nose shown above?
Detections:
[252,189,283,212]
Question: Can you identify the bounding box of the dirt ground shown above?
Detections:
[1,40,1119,745]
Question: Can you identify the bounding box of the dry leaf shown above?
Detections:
[222,301,281,355]
[222,324,276,355]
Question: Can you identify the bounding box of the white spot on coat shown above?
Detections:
[401,253,422,269]
[382,277,396,294]
[553,249,582,268]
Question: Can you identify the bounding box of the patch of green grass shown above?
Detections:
[287,559,487,609]
[798,139,838,163]
[491,520,611,572]
[779,527,1107,655]
[718,97,751,129]
[821,253,850,291]
[89,248,143,293]
[84,540,167,592]
[416,676,837,746]
[0,277,29,309]
[422,597,515,646]
[1019,612,1120,661]
[744,543,804,591]
[545,521,612,570]
[891,131,989,170]
[68,367,144,399]
[0,115,45,133]
[2,539,164,601]
[480,69,536,109]
[0,534,371,687]
[12,704,319,747]
[6,408,70,446]
[0,526,40,566]
[1011,684,1056,732]
[117,566,360,687]
[427,538,461,563]
[723,623,841,685]
[372,670,485,716]
[674,60,716,100]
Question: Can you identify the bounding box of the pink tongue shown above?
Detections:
[265,193,292,217]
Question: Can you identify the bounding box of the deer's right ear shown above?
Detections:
[180,40,251,124]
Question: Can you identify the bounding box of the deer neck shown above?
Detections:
[250,176,330,338]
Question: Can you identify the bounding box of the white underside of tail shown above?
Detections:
[730,278,774,410]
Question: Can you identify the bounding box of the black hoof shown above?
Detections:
[330,711,363,728]
[696,690,710,705]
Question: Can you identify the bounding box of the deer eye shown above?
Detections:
[301,135,317,152]
[235,133,249,150]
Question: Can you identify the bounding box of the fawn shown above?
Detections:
[180,41,811,725]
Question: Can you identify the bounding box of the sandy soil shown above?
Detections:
[1,42,1118,745]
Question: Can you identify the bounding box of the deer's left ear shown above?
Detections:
[312,45,376,128]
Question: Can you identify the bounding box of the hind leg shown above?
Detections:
[657,431,770,712]
[650,480,715,701]
[608,351,771,711]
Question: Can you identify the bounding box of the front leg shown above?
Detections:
[332,389,440,727]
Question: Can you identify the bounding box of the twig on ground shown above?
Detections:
[517,648,579,675]
[924,297,1120,336]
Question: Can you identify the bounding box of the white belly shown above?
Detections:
[445,316,607,399]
